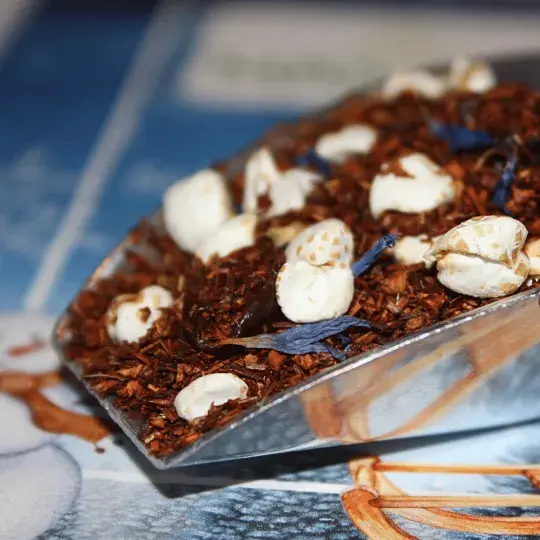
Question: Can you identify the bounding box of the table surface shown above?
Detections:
[3,1,540,538]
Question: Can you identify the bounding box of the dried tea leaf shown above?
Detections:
[216,315,370,360]
[429,121,494,152]
[295,148,332,178]
[352,234,398,277]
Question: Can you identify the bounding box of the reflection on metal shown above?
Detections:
[333,298,540,443]
[343,457,540,537]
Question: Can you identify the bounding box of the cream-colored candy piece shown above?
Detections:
[244,147,321,216]
[436,251,529,298]
[197,213,257,263]
[448,57,496,94]
[525,238,540,277]
[243,147,281,213]
[282,168,322,195]
[382,71,446,99]
[425,216,528,267]
[426,216,530,298]
[174,373,248,421]
[267,175,309,217]
[285,219,354,267]
[276,261,354,323]
[106,285,173,343]
[163,169,233,253]
[393,235,438,268]
[370,153,456,218]
[315,124,377,163]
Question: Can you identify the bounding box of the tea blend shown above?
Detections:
[60,61,540,458]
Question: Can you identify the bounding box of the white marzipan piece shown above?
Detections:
[174,373,248,421]
[382,71,446,99]
[448,57,497,94]
[426,216,530,298]
[315,124,377,163]
[243,147,321,216]
[370,153,456,218]
[107,285,173,343]
[525,238,540,277]
[197,213,257,263]
[393,235,439,268]
[163,169,233,253]
[243,147,282,213]
[276,261,354,323]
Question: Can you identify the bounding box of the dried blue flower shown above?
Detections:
[352,234,398,277]
[491,149,518,215]
[295,148,332,178]
[429,120,494,153]
[216,315,369,360]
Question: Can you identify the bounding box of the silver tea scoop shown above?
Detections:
[54,52,540,469]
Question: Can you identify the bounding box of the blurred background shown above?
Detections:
[2,0,540,316]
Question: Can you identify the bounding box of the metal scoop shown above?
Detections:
[54,52,540,469]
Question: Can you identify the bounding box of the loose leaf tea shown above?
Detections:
[295,148,332,178]
[216,316,370,360]
[60,81,540,458]
[352,234,398,277]
[429,121,494,152]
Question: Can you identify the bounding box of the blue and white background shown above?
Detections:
[3,1,540,538]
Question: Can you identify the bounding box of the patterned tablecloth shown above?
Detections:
[4,1,540,538]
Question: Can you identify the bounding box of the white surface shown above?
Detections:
[0,445,80,540]
[0,394,53,454]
